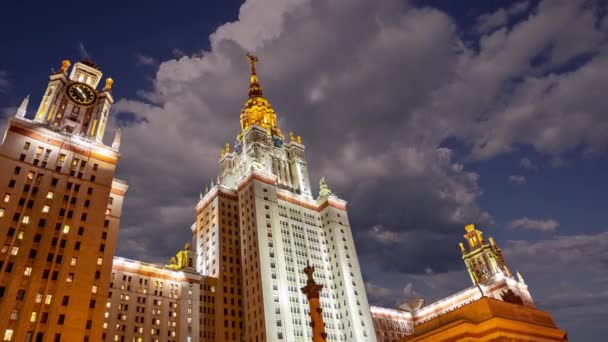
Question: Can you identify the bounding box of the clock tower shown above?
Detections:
[34,59,114,142]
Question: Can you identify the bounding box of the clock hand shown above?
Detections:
[75,87,86,98]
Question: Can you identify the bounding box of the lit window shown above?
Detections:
[35,293,43,303]
[42,205,50,213]
[3,329,14,341]
[104,312,109,319]
[22,216,30,224]
[0,208,4,217]
[35,147,43,156]
[45,295,52,304]
[30,311,38,323]
[92,285,98,293]
[23,142,31,150]
[27,171,35,180]
[46,191,54,199]
[103,322,108,329]
[66,273,74,282]
[71,257,77,266]
[97,258,103,265]
[3,194,10,203]
[24,267,32,276]
[9,310,18,320]
[63,225,70,234]
[1,245,6,254]
[59,154,66,162]
[10,247,18,256]
[17,231,23,240]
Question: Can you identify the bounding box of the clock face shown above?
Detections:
[66,83,96,106]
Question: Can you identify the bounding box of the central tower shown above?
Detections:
[194,54,376,341]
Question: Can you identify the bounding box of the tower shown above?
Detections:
[459,224,512,285]
[0,59,127,341]
[301,262,327,342]
[194,54,376,342]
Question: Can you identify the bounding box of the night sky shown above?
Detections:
[1,0,607,340]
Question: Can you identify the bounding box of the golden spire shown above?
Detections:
[239,53,284,139]
[247,52,263,98]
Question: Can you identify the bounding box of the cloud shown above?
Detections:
[78,41,91,59]
[104,1,607,338]
[136,53,158,66]
[476,1,530,34]
[172,48,186,58]
[508,175,527,185]
[509,217,559,231]
[520,157,537,170]
[0,70,10,93]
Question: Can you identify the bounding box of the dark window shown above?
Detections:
[29,249,37,258]
[75,242,81,250]
[78,227,84,235]
[58,314,65,324]
[51,178,58,186]
[19,154,26,161]
[87,187,93,195]
[62,296,69,306]
[38,219,46,227]
[16,289,25,300]
[8,180,16,188]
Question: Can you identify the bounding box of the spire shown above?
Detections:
[517,271,525,284]
[16,95,29,118]
[246,52,263,98]
[239,53,284,139]
[112,128,122,150]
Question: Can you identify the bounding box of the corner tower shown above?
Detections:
[0,59,127,341]
[459,224,512,285]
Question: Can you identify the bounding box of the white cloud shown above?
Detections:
[509,217,559,231]
[476,1,530,34]
[136,53,157,66]
[520,157,537,170]
[508,175,527,185]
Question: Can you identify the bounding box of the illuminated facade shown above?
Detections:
[401,296,568,341]
[0,60,127,341]
[371,224,544,342]
[103,255,219,342]
[194,54,376,341]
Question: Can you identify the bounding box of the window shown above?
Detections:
[0,208,4,217]
[57,314,65,325]
[42,205,50,213]
[62,225,70,234]
[3,329,14,341]
[97,258,103,265]
[3,194,10,203]
[62,296,69,306]
[92,285,98,294]
[30,312,38,323]
[22,216,29,224]
[27,172,35,180]
[10,247,18,256]
[35,293,43,303]
[24,267,32,276]
[45,295,52,304]
[23,142,31,150]
[9,310,18,320]
[71,258,77,266]
[47,191,54,199]
[66,273,74,282]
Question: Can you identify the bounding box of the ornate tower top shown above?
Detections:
[460,224,513,285]
[239,53,284,139]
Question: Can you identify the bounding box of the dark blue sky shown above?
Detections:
[1,1,607,340]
